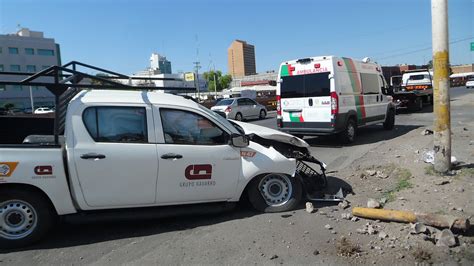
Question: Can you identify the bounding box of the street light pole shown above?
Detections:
[29,86,34,112]
[431,0,451,173]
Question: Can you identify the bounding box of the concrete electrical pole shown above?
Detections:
[431,0,451,173]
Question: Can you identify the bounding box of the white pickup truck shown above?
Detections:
[0,89,327,248]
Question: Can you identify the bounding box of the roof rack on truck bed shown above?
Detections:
[0,61,197,145]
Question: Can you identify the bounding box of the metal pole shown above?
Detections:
[431,0,451,173]
[29,86,34,112]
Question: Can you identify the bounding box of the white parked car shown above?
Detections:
[34,107,54,114]
[466,78,474,89]
[210,97,267,121]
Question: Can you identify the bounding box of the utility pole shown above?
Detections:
[29,86,34,112]
[193,61,201,100]
[431,0,451,173]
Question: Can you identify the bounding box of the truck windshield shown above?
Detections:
[280,72,330,98]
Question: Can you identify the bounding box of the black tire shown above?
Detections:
[235,112,243,121]
[248,174,302,213]
[0,189,56,249]
[259,109,266,120]
[383,109,395,130]
[338,118,356,144]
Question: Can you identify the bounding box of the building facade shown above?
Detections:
[0,28,61,110]
[227,40,256,78]
[451,64,474,74]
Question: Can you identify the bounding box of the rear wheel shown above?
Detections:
[259,109,266,119]
[338,118,356,144]
[0,189,56,249]
[235,113,243,121]
[248,174,302,213]
[383,109,395,130]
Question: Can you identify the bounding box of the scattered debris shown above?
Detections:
[281,214,292,218]
[412,247,432,262]
[436,229,457,247]
[367,198,381,209]
[269,255,278,260]
[305,202,315,213]
[463,127,468,131]
[331,230,337,234]
[338,200,350,209]
[366,169,377,176]
[376,171,389,179]
[380,197,388,204]
[422,150,435,164]
[410,223,427,234]
[325,224,332,230]
[341,213,353,220]
[313,249,320,256]
[308,188,345,202]
[434,179,450,185]
[352,207,471,231]
[451,156,460,166]
[378,231,388,239]
[421,129,433,136]
[351,217,359,222]
[336,237,361,257]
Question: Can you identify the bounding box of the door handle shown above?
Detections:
[308,98,313,106]
[161,153,183,159]
[80,153,106,159]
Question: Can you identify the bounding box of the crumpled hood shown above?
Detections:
[232,120,309,148]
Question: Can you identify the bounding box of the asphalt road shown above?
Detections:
[1,86,472,265]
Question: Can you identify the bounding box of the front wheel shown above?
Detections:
[0,189,56,249]
[259,109,266,119]
[248,173,302,213]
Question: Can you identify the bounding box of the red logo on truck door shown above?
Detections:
[34,165,53,175]
[185,164,212,180]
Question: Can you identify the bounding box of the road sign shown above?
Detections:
[184,72,195,81]
[471,42,474,51]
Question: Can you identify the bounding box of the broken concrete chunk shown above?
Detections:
[378,231,388,239]
[341,213,353,220]
[324,224,332,230]
[366,169,377,176]
[436,229,457,247]
[421,129,433,135]
[367,224,377,235]
[376,171,389,179]
[305,202,315,213]
[367,198,381,209]
[338,200,350,209]
[380,197,388,204]
[351,217,359,222]
[410,223,427,234]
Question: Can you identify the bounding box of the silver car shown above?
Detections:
[211,97,267,121]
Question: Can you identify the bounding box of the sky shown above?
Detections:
[0,0,472,75]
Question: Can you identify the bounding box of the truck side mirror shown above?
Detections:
[230,134,249,148]
[268,80,277,86]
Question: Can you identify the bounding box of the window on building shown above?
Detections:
[0,47,2,54]
[12,85,22,91]
[37,49,55,56]
[83,107,148,143]
[8,47,19,54]
[25,48,35,55]
[0,65,3,72]
[26,65,36,73]
[10,65,21,72]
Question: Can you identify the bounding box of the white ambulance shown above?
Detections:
[276,56,396,143]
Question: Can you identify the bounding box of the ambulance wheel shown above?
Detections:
[0,188,56,249]
[339,118,356,144]
[235,113,243,121]
[259,110,266,119]
[383,109,395,130]
[248,173,302,213]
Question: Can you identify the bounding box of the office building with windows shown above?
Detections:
[0,28,61,110]
[227,40,256,78]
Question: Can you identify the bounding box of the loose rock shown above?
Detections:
[305,202,315,213]
[421,129,433,135]
[378,231,388,239]
[367,198,381,208]
[341,213,353,220]
[376,171,389,179]
[313,249,320,256]
[338,200,350,209]
[410,223,427,234]
[269,255,278,260]
[325,224,332,230]
[434,179,450,185]
[436,229,457,248]
[366,169,377,176]
[351,217,359,222]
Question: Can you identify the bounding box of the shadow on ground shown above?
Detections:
[1,176,351,253]
[304,124,423,148]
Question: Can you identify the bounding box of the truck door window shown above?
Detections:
[160,109,228,145]
[83,107,148,143]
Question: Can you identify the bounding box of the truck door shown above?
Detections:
[155,108,240,203]
[72,105,158,207]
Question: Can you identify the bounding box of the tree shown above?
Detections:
[202,70,232,92]
[4,103,14,110]
[427,60,433,69]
